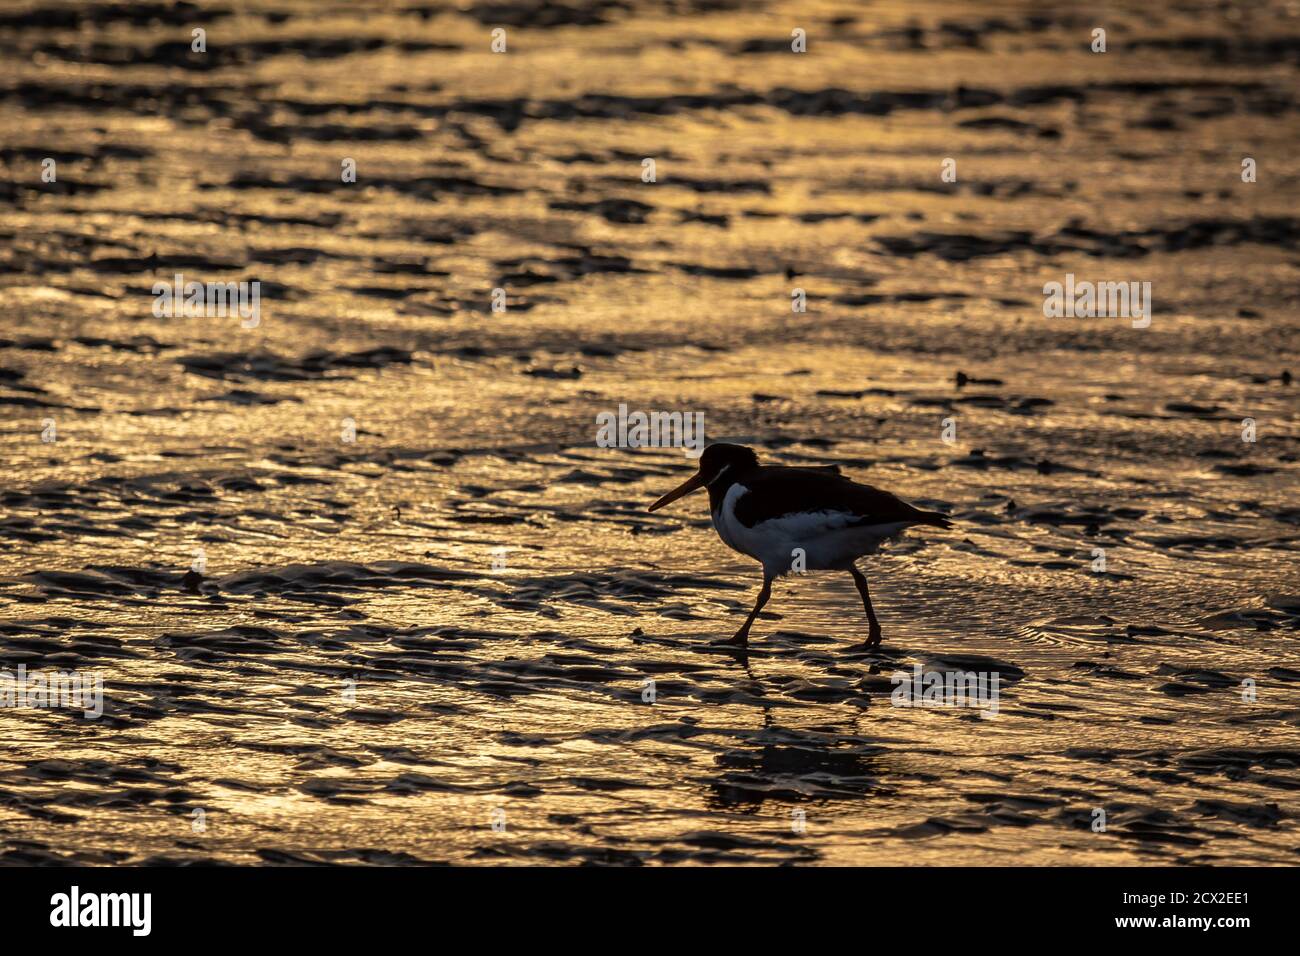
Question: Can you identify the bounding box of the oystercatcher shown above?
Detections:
[647,443,951,648]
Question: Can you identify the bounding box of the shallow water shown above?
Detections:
[0,0,1297,865]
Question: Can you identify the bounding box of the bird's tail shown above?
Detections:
[916,510,953,529]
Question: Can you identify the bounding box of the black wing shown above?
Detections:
[732,466,950,529]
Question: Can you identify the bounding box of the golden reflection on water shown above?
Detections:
[0,0,1297,865]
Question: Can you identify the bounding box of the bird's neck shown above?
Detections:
[706,466,752,514]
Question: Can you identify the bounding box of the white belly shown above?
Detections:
[713,484,908,576]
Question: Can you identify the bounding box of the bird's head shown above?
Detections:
[647,443,758,513]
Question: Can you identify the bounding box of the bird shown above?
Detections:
[647,442,952,649]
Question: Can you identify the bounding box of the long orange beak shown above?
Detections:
[647,471,706,512]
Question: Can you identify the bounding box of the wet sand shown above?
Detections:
[0,0,1297,865]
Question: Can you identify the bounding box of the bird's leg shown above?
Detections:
[725,574,772,646]
[849,565,883,647]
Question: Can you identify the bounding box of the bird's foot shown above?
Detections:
[714,628,750,648]
[846,627,884,654]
